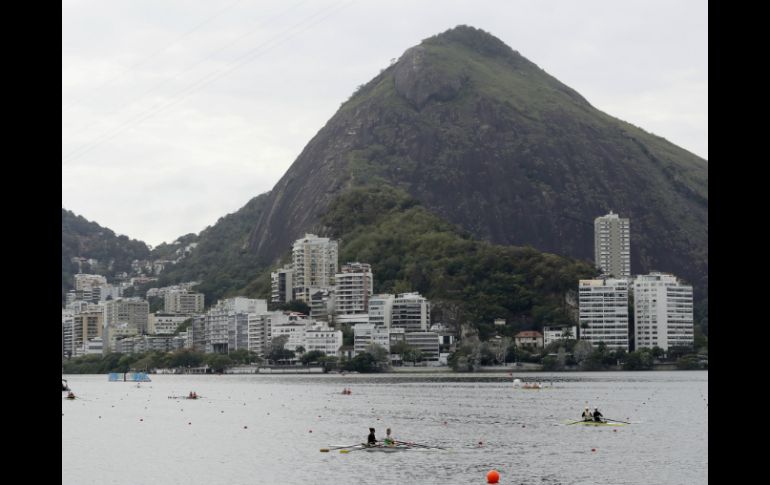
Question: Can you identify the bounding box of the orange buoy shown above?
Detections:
[487,470,500,484]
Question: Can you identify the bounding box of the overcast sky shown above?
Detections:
[62,0,708,247]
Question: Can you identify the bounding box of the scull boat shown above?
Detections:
[567,420,626,427]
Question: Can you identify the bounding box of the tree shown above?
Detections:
[573,340,593,363]
[365,343,390,366]
[268,335,295,363]
[295,345,306,355]
[403,348,424,365]
[343,352,380,373]
[300,350,326,365]
[205,354,234,373]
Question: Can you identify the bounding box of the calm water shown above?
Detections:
[62,371,707,485]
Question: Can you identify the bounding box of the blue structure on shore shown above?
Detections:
[108,372,152,382]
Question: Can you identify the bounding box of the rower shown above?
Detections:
[581,407,592,421]
[367,428,377,446]
[592,408,604,423]
[383,428,395,446]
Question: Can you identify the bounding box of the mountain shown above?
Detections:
[244,25,708,296]
[152,193,271,304]
[61,209,151,302]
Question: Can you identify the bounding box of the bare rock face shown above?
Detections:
[393,46,466,109]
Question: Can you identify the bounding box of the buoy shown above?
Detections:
[309,430,312,433]
[188,422,191,425]
[487,470,500,484]
[478,441,483,446]
[140,418,143,422]
[244,426,248,429]
[591,448,596,452]
[522,425,526,428]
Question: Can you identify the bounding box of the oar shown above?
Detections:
[339,444,371,453]
[320,443,361,452]
[603,417,632,424]
[565,420,584,425]
[394,440,445,450]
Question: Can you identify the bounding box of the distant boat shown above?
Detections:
[108,372,152,382]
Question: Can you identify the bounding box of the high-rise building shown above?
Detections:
[594,211,631,278]
[368,294,394,328]
[72,310,104,357]
[578,278,629,350]
[103,299,149,350]
[335,262,373,316]
[270,265,294,304]
[633,273,694,351]
[292,234,338,302]
[163,290,204,315]
[391,292,431,332]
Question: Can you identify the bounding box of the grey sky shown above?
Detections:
[62,0,708,247]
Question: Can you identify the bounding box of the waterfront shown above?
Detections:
[62,371,707,484]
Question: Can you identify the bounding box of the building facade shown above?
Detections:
[633,273,694,351]
[335,262,373,316]
[543,326,577,346]
[594,212,631,278]
[292,234,338,303]
[578,278,629,350]
[270,265,294,304]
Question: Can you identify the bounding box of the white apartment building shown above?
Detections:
[392,292,430,332]
[247,313,271,357]
[368,294,394,327]
[205,304,253,354]
[270,313,314,354]
[62,310,74,359]
[149,313,189,335]
[633,273,694,351]
[354,323,392,354]
[102,299,148,351]
[164,290,204,315]
[594,211,631,278]
[305,325,343,357]
[71,310,103,353]
[543,325,577,346]
[292,234,338,303]
[578,278,629,350]
[215,297,267,315]
[270,265,294,304]
[74,273,107,291]
[335,262,373,316]
[404,332,440,362]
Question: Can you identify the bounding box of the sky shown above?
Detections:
[62,0,708,247]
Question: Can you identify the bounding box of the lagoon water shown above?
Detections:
[62,371,707,485]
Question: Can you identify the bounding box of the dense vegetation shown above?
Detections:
[151,194,271,305]
[61,209,151,302]
[319,185,596,338]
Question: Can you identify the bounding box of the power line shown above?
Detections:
[62,0,245,114]
[63,0,310,140]
[62,0,355,166]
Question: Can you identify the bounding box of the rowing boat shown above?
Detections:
[568,420,626,427]
[328,443,442,453]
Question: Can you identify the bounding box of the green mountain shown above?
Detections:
[152,193,271,304]
[320,185,596,338]
[245,25,707,297]
[61,209,151,302]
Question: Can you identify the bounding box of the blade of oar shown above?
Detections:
[566,420,584,425]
